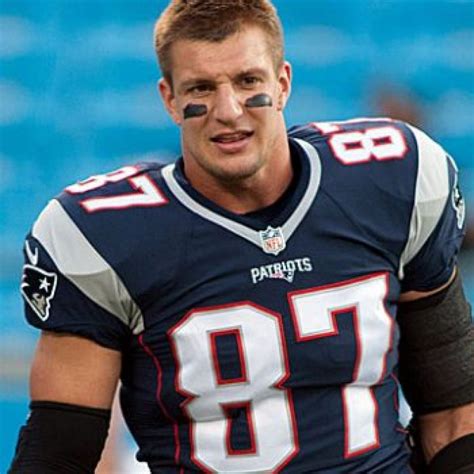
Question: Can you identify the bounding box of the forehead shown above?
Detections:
[169,26,275,84]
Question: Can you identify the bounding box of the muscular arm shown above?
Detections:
[30,331,121,408]
[417,402,474,462]
[399,270,474,463]
[9,332,122,473]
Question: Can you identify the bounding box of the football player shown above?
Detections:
[9,0,474,472]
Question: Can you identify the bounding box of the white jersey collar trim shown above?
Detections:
[161,138,321,256]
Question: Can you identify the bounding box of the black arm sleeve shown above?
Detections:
[8,401,111,474]
[397,271,474,414]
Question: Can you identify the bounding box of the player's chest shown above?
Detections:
[130,213,400,383]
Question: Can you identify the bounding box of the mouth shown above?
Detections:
[210,130,254,153]
[211,130,254,143]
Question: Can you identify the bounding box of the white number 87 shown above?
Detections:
[169,273,393,472]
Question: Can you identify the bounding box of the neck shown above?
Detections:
[184,140,292,215]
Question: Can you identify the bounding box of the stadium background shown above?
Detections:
[0,0,473,471]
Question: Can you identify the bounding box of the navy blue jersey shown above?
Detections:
[21,118,465,473]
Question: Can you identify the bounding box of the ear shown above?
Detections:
[276,61,292,111]
[158,78,182,125]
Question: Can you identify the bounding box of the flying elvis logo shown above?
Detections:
[21,240,58,321]
[250,257,313,284]
[452,183,466,230]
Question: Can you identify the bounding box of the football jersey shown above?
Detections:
[21,118,466,473]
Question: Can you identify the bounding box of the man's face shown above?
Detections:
[159,25,291,187]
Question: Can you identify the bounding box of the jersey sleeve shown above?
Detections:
[399,125,466,292]
[20,199,143,350]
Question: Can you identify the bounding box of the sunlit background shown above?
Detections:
[1,0,473,471]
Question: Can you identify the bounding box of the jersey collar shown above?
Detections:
[161,137,322,256]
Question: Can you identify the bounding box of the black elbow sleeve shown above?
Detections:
[397,272,474,414]
[8,401,111,474]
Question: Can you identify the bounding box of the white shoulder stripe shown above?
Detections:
[399,125,450,279]
[33,199,144,334]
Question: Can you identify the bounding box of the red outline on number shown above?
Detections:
[168,301,299,473]
[349,306,362,382]
[390,373,401,412]
[80,174,169,213]
[326,126,408,166]
[288,272,394,459]
[209,328,248,385]
[288,273,385,341]
[342,384,381,459]
[379,273,395,383]
[370,126,408,162]
[310,118,396,136]
[221,401,257,456]
[329,130,372,166]
[310,122,341,134]
[342,305,381,459]
[138,334,182,470]
[65,165,140,194]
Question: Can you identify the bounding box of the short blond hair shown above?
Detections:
[154,0,284,84]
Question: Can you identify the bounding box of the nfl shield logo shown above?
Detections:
[259,226,286,256]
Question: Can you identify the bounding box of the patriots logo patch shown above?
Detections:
[452,183,466,230]
[21,264,58,321]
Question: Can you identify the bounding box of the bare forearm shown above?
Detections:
[419,402,474,462]
[9,332,121,472]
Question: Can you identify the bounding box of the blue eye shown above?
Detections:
[241,76,260,87]
[188,84,213,95]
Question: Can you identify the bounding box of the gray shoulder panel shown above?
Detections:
[32,199,144,334]
[398,125,450,279]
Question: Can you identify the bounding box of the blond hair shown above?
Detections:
[154,0,284,84]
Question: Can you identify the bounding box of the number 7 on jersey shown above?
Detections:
[169,273,393,472]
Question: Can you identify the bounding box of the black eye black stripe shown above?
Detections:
[183,103,208,119]
[183,93,272,120]
[245,93,273,108]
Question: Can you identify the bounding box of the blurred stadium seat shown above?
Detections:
[1,0,472,470]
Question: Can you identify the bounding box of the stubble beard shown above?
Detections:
[204,129,282,185]
[205,155,265,184]
[190,141,269,186]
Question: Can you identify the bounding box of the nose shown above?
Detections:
[212,85,244,125]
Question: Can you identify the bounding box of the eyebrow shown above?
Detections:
[178,78,214,94]
[235,68,269,81]
[178,68,269,93]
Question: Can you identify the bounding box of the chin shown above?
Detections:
[207,155,264,183]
